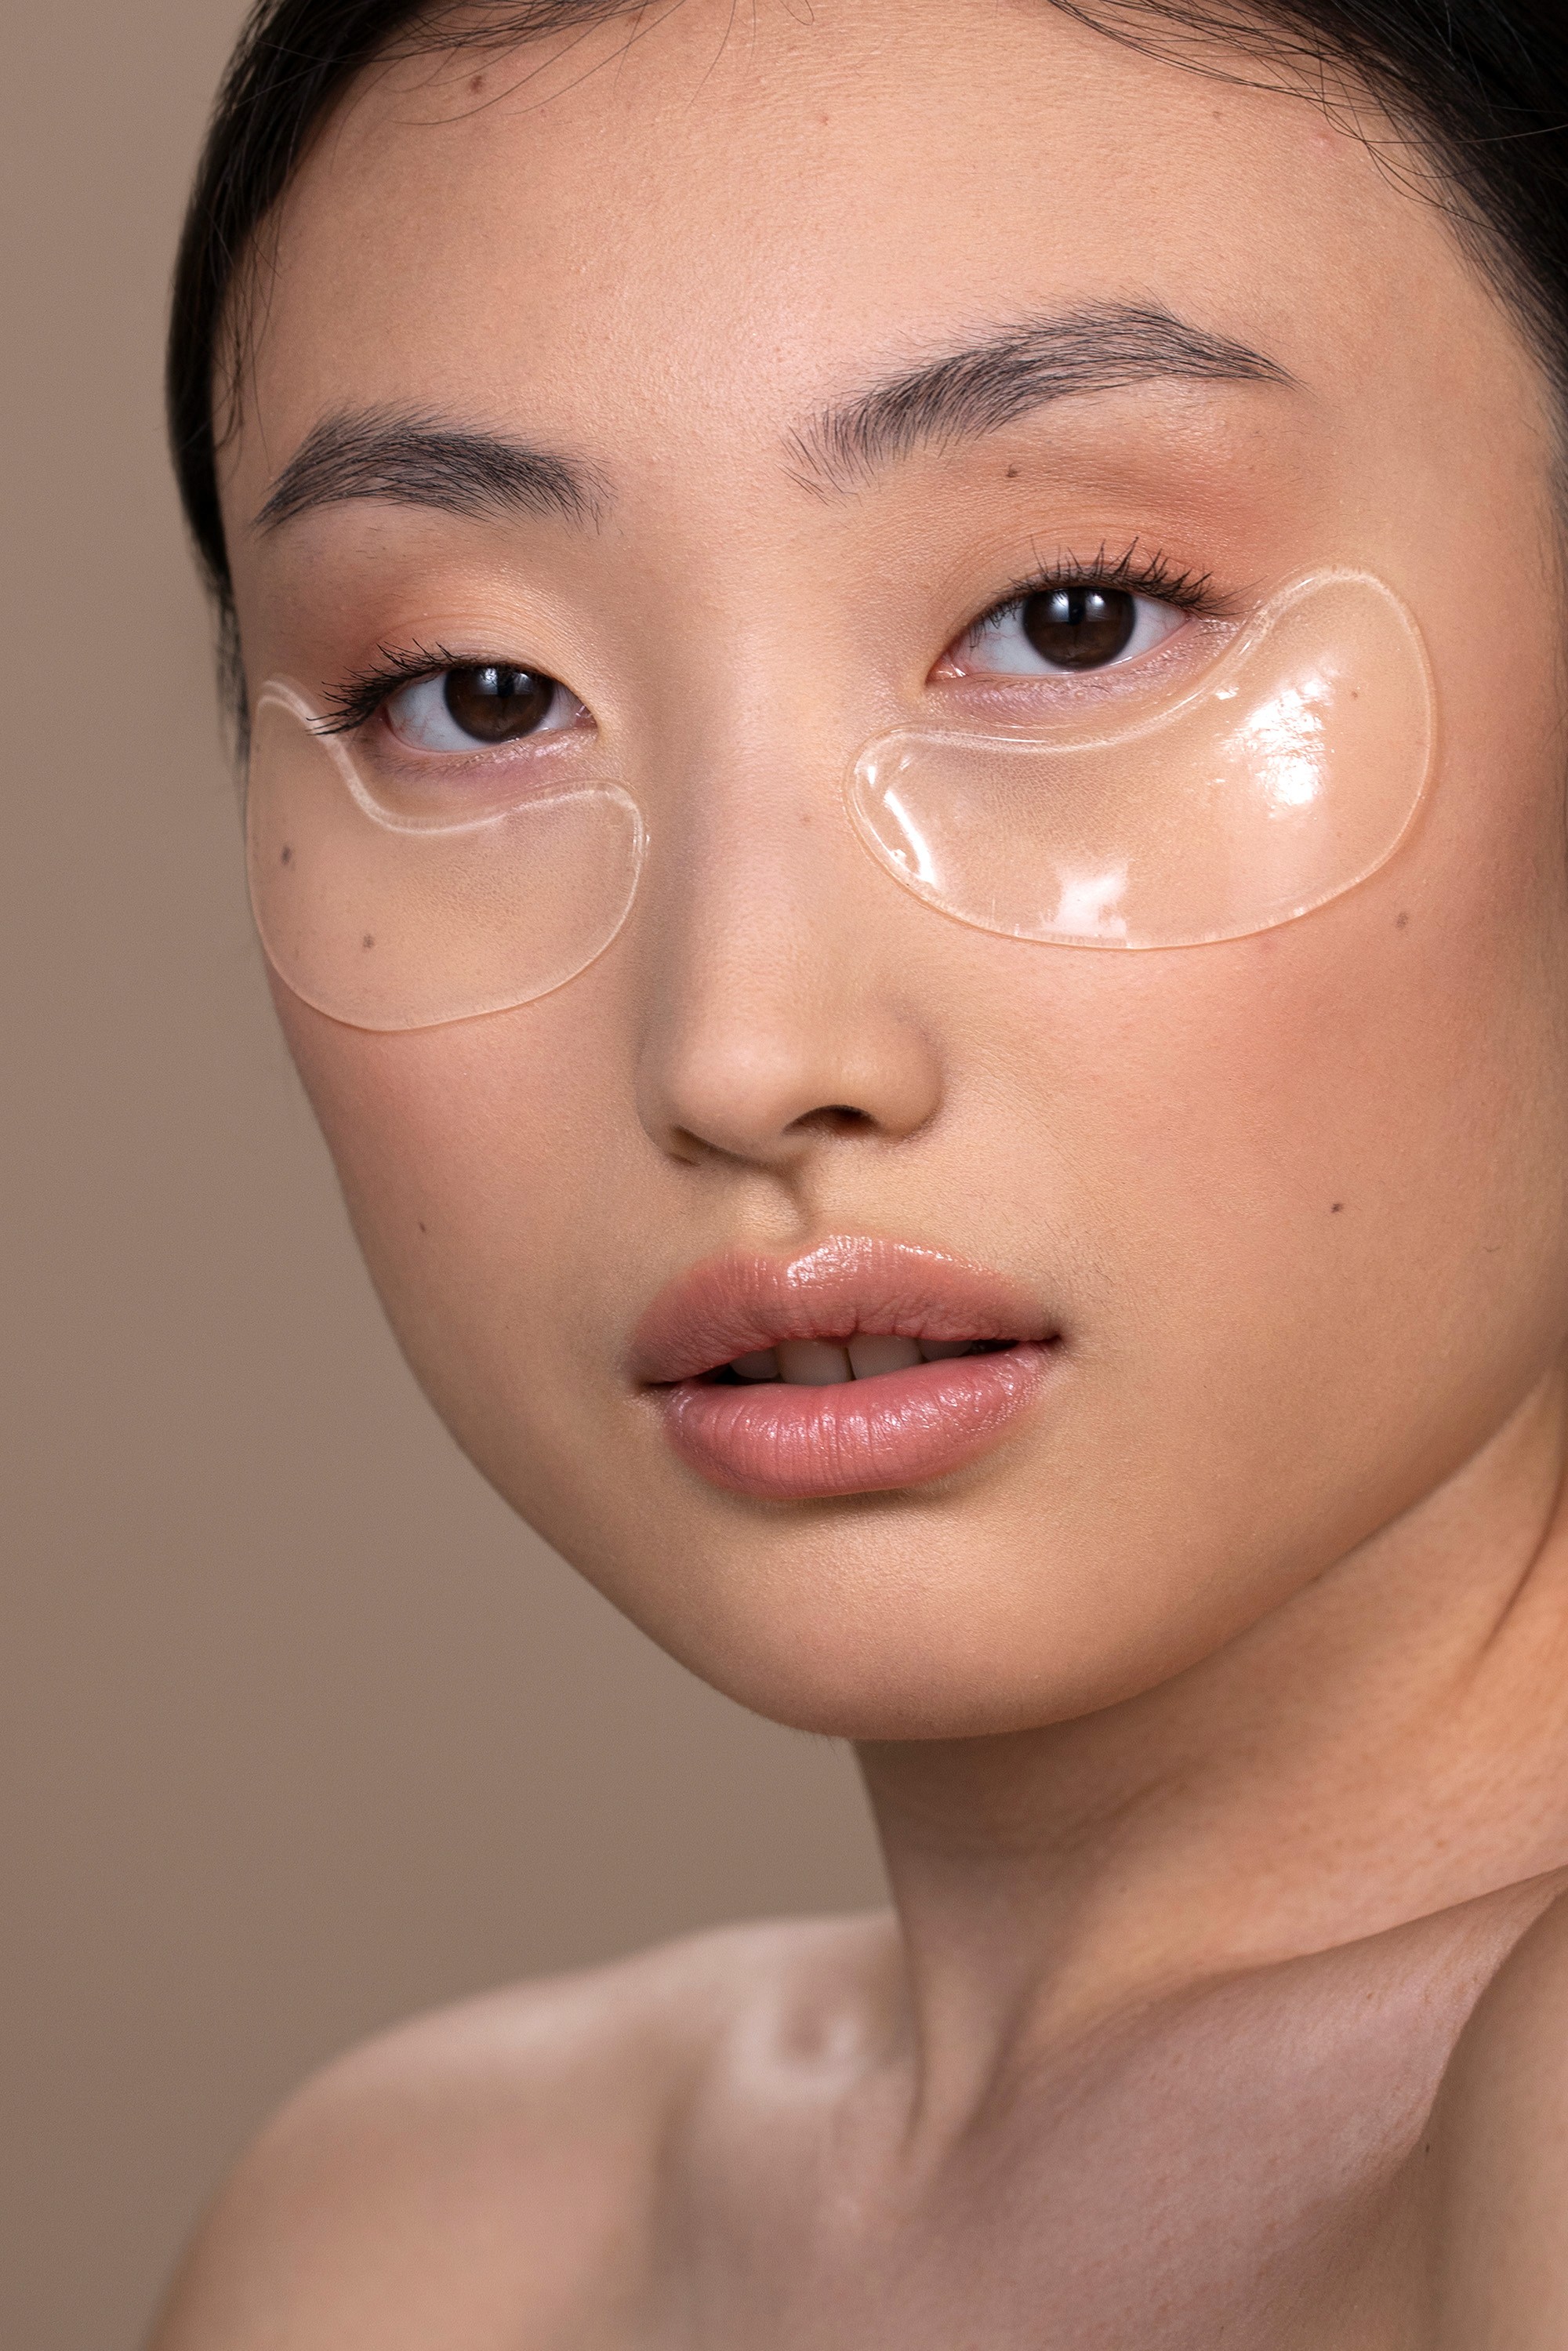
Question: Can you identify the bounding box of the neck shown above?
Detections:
[856,1358,1568,2120]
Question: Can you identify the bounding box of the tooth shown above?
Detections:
[732,1348,779,1381]
[847,1335,922,1380]
[918,1340,974,1361]
[776,1340,853,1386]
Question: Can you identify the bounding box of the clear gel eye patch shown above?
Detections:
[246,685,644,1030]
[848,571,1434,949]
[247,571,1432,1031]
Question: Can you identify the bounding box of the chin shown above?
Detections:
[497,1456,1310,1742]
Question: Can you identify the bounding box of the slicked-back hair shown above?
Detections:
[169,0,1568,698]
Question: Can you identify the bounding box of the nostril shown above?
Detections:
[663,1102,878,1165]
[788,1105,874,1137]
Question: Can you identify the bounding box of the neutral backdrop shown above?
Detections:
[2,9,884,2345]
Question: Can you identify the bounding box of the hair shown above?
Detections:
[168,0,1568,705]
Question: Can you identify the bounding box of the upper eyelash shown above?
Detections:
[977,541,1224,627]
[314,638,464,736]
[314,543,1224,734]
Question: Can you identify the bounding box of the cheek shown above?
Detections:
[980,727,1568,1554]
[272,972,635,1490]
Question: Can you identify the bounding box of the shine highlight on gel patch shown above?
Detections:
[849,571,1433,949]
[247,569,1433,1032]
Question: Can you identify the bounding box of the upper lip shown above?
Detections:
[630,1234,1053,1385]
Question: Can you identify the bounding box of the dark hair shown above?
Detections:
[168,0,1568,691]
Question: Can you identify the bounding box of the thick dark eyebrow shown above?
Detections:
[253,406,604,534]
[790,303,1294,491]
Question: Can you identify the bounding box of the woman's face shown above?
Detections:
[223,0,1568,1736]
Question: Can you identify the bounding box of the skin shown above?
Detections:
[151,0,1568,2341]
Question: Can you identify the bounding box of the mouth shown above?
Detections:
[710,1332,1019,1384]
[631,1235,1061,1501]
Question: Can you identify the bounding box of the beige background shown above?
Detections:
[2,9,884,2345]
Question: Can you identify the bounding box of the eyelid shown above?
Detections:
[967,547,1221,632]
[384,668,583,755]
[316,645,568,738]
[945,588,1193,685]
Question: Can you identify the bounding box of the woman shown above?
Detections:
[152,0,1568,2338]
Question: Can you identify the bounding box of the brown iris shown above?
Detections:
[1022,586,1136,669]
[442,664,559,742]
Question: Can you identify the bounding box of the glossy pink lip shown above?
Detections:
[631,1235,1059,1501]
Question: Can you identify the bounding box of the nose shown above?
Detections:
[631,764,944,1171]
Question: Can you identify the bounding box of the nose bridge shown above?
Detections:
[630,691,943,1164]
[657,688,859,945]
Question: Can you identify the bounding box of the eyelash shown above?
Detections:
[978,540,1223,629]
[313,543,1225,735]
[314,638,464,737]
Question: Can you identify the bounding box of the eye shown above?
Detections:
[385,664,583,750]
[951,586,1185,677]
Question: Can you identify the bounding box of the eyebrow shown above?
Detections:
[790,303,1294,491]
[252,305,1288,533]
[253,406,604,534]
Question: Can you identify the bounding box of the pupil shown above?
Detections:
[1021,586,1136,670]
[443,664,556,742]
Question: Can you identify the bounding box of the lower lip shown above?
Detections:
[655,1344,1057,1501]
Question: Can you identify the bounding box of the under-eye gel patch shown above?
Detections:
[246,684,644,1031]
[847,571,1434,949]
[246,571,1432,1032]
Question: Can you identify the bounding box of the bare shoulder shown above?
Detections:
[147,1910,890,2351]
[1424,1875,1568,2347]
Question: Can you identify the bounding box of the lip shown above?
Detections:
[631,1235,1058,1501]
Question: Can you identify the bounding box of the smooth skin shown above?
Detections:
[154,0,1568,2341]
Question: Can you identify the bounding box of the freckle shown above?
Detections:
[362,934,375,949]
[1396,912,1409,929]
[280,844,292,865]
[1331,1203,1344,1214]
[470,71,485,93]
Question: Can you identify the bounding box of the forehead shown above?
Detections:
[233,0,1507,510]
